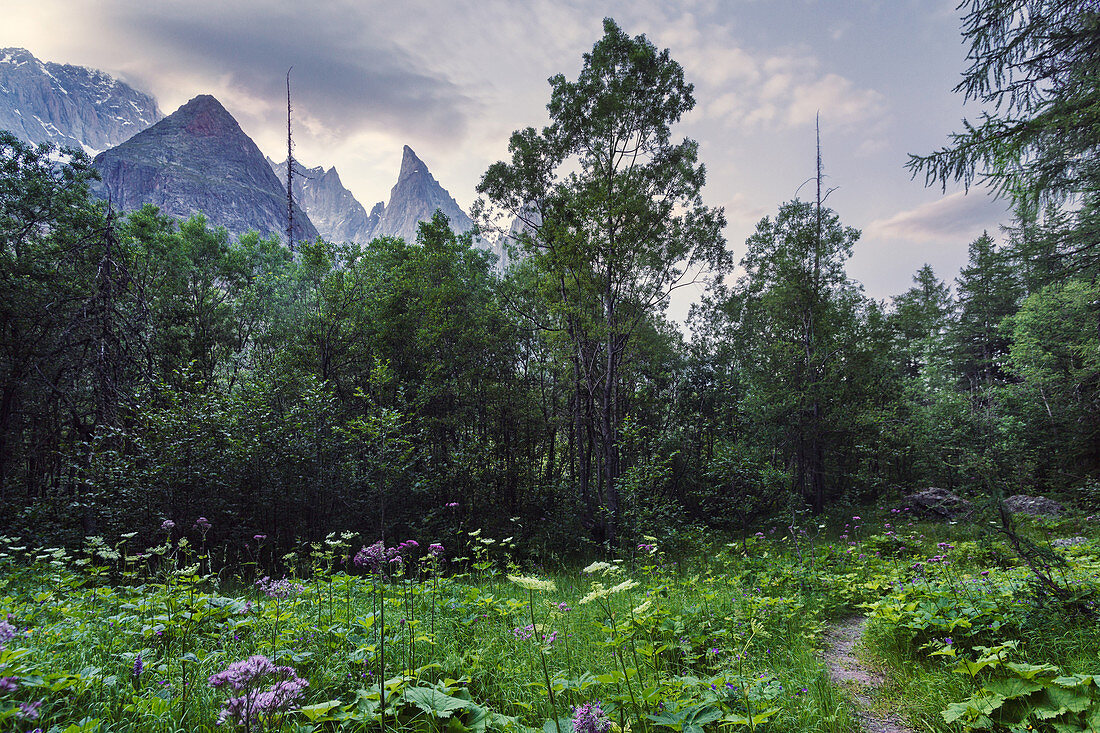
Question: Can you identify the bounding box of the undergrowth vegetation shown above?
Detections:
[0,508,1098,732]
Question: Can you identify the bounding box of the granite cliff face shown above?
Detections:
[0,47,161,153]
[270,157,378,244]
[372,145,474,242]
[93,94,317,243]
[273,145,477,249]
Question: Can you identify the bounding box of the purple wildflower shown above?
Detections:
[354,540,387,573]
[445,502,459,508]
[194,517,212,535]
[209,655,308,727]
[255,577,304,599]
[253,534,267,542]
[0,676,17,693]
[18,700,42,720]
[133,653,144,678]
[572,701,611,733]
[161,519,175,532]
[429,543,445,559]
[0,619,15,646]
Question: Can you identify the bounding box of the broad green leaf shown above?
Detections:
[404,686,472,718]
[985,677,1044,700]
[299,700,342,722]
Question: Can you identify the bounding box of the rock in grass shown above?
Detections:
[1003,494,1064,516]
[901,487,973,520]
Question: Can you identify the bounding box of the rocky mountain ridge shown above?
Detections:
[1,47,515,262]
[271,145,476,247]
[92,94,318,243]
[269,157,379,245]
[0,47,161,153]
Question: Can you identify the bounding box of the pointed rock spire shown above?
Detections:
[374,145,472,243]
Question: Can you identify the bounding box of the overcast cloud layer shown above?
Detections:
[1,0,1009,317]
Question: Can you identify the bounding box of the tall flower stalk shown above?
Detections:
[509,574,561,733]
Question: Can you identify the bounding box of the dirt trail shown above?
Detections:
[821,617,914,733]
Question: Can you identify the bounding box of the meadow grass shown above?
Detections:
[0,508,1097,732]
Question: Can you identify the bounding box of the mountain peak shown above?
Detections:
[399,145,426,179]
[93,94,317,243]
[0,47,162,152]
[0,48,37,65]
[375,145,472,243]
[175,94,239,137]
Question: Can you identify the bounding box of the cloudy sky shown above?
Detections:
[2,0,1011,319]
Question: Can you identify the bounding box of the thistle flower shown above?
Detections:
[572,701,610,733]
[508,574,556,592]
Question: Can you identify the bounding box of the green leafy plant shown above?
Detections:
[943,642,1100,731]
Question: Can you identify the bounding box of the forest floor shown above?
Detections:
[823,617,913,733]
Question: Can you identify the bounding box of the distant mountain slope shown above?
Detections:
[272,145,479,250]
[270,157,378,244]
[373,145,475,243]
[92,94,318,243]
[0,47,162,153]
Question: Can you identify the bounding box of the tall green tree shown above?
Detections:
[0,133,108,504]
[478,18,729,541]
[704,200,864,512]
[889,264,954,379]
[1006,279,1100,485]
[909,0,1100,272]
[952,232,1022,389]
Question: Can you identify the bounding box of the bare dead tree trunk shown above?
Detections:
[286,67,296,251]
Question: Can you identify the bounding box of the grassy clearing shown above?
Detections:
[0,508,1098,732]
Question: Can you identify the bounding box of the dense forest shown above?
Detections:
[1,10,1098,564]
